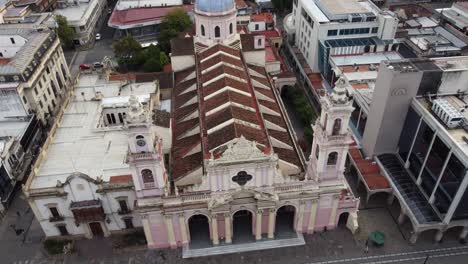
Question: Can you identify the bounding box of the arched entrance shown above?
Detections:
[188,214,211,247]
[337,212,349,228]
[275,205,296,238]
[233,210,253,243]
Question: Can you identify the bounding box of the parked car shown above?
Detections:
[93,62,103,69]
[79,64,91,70]
[95,33,101,41]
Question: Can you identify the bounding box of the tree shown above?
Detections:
[112,36,142,60]
[143,57,162,72]
[55,15,76,49]
[158,8,193,52]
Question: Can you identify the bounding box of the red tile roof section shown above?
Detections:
[109,175,132,182]
[109,5,193,27]
[349,148,390,190]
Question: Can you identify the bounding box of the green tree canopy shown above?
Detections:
[55,15,76,49]
[158,8,193,52]
[112,36,142,60]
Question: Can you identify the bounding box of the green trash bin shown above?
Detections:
[369,231,385,246]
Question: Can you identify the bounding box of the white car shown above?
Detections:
[95,33,101,41]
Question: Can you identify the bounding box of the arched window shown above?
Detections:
[327,152,338,165]
[201,24,205,36]
[229,23,233,34]
[215,26,220,38]
[315,145,320,160]
[332,119,342,136]
[141,169,154,183]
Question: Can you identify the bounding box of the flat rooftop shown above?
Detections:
[318,0,368,16]
[54,0,98,24]
[30,74,158,189]
[416,95,468,160]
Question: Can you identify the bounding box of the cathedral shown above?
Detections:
[130,0,359,252]
[23,0,359,255]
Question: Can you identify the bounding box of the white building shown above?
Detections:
[0,23,71,124]
[23,72,171,238]
[284,0,398,82]
[52,0,106,46]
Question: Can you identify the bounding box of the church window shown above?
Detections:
[106,114,112,125]
[201,25,205,36]
[327,152,338,165]
[258,38,262,46]
[332,119,342,136]
[215,26,220,38]
[315,145,319,160]
[118,113,124,123]
[141,169,154,183]
[229,23,233,34]
[111,113,116,124]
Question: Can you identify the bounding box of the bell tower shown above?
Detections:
[307,77,354,182]
[126,95,168,196]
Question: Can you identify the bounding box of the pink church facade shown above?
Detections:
[126,0,360,252]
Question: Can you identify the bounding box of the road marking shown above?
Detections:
[308,245,468,264]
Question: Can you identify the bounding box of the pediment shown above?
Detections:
[208,188,278,209]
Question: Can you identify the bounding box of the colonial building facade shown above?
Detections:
[132,0,359,252]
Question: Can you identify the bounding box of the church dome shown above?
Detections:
[195,0,235,13]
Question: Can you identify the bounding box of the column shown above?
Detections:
[296,201,305,233]
[307,200,318,233]
[459,227,468,242]
[410,231,419,244]
[141,215,154,245]
[268,208,275,239]
[178,214,188,244]
[211,215,219,245]
[256,209,263,240]
[164,215,177,248]
[434,229,444,243]
[397,209,406,225]
[387,192,395,206]
[328,195,340,227]
[224,213,232,244]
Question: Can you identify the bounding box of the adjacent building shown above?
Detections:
[347,56,468,243]
[0,23,71,124]
[23,72,171,238]
[283,0,399,106]
[52,0,107,46]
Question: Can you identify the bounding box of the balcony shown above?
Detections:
[49,215,64,222]
[128,152,158,162]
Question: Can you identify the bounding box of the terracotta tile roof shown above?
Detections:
[135,72,174,89]
[172,152,203,180]
[251,13,274,23]
[174,89,198,109]
[200,54,243,71]
[199,44,241,59]
[109,5,194,27]
[206,106,258,130]
[263,113,284,125]
[204,91,253,112]
[236,0,248,9]
[171,37,195,56]
[201,65,246,84]
[203,77,249,96]
[174,118,199,139]
[349,148,390,190]
[207,123,268,151]
[273,147,301,167]
[174,104,198,122]
[254,87,275,99]
[174,66,196,84]
[173,134,200,156]
[251,75,271,87]
[240,34,259,52]
[109,175,132,183]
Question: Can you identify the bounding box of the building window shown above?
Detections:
[119,200,128,212]
[43,94,47,102]
[0,52,3,57]
[372,27,378,34]
[111,113,116,124]
[34,87,38,95]
[118,113,124,123]
[214,26,220,38]
[123,218,134,229]
[327,30,338,36]
[257,38,262,46]
[57,225,68,236]
[106,114,112,124]
[315,145,320,160]
[327,152,338,165]
[49,207,60,218]
[141,169,154,183]
[229,23,233,34]
[10,37,15,44]
[22,96,27,104]
[39,100,44,108]
[46,67,50,74]
[51,99,56,108]
[255,24,259,30]
[201,24,205,36]
[332,119,342,135]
